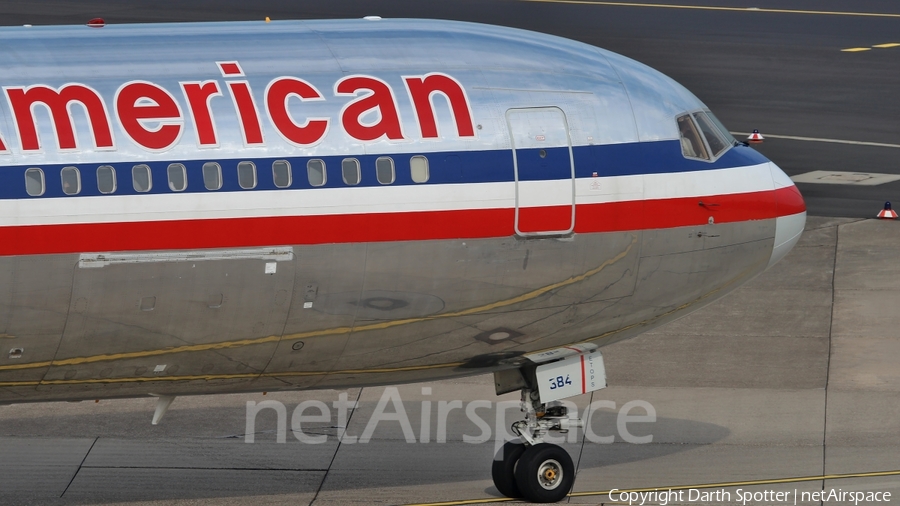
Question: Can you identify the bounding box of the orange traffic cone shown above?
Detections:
[877,202,898,219]
[747,129,764,143]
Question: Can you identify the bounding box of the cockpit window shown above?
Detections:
[677,110,736,161]
[677,114,709,160]
[693,111,729,158]
[705,112,737,146]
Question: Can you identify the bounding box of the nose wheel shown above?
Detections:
[491,388,580,502]
[492,442,574,503]
[491,441,526,498]
[517,443,574,502]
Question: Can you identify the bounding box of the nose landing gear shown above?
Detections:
[490,348,606,502]
[491,343,606,502]
[491,388,581,503]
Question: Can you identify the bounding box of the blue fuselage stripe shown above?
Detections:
[0,141,769,199]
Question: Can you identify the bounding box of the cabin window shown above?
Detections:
[203,162,222,190]
[25,168,44,196]
[693,111,731,158]
[273,160,291,188]
[97,165,117,194]
[167,163,187,191]
[132,164,152,192]
[376,157,395,185]
[307,159,326,187]
[410,155,429,183]
[342,158,360,186]
[676,114,709,160]
[61,166,81,195]
[238,161,257,189]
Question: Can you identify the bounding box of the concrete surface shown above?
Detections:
[2,216,899,505]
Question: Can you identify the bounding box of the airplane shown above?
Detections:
[0,17,805,503]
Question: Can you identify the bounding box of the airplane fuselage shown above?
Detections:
[0,18,805,403]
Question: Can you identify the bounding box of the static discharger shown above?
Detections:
[747,129,764,143]
[877,202,898,219]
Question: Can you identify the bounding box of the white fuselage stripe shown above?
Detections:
[0,163,774,226]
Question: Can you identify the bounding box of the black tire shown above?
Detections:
[491,440,526,498]
[513,443,575,503]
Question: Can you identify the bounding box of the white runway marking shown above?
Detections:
[731,132,900,149]
[791,171,900,186]
[519,0,900,19]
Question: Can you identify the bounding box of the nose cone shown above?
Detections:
[768,163,806,268]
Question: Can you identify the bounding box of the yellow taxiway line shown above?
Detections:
[843,42,900,52]
[519,0,900,19]
[403,469,900,506]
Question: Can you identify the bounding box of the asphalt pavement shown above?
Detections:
[1,0,898,215]
[0,2,898,504]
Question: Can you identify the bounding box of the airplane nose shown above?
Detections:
[767,162,806,268]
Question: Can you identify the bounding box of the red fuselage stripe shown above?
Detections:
[1,187,803,256]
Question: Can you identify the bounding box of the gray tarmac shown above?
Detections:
[1,1,899,504]
[1,0,899,216]
[3,216,899,505]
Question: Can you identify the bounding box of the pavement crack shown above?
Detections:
[60,436,98,498]
[309,388,363,506]
[805,218,865,232]
[820,220,840,506]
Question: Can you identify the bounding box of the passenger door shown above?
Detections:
[506,107,576,236]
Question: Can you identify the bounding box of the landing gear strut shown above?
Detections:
[491,347,606,502]
[491,388,581,503]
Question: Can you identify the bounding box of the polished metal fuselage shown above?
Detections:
[0,19,792,403]
[0,222,775,403]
